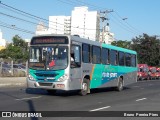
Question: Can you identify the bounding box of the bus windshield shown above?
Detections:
[29,46,68,70]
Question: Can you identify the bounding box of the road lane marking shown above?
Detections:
[15,96,42,101]
[90,106,111,112]
[136,98,147,102]
[133,86,140,88]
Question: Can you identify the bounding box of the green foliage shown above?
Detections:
[111,34,160,67]
[0,35,29,61]
[111,40,131,49]
[131,34,160,66]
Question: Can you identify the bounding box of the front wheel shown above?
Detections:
[79,78,90,96]
[116,77,123,91]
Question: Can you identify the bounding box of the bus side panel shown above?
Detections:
[123,70,137,86]
[69,63,94,90]
[90,64,103,88]
[90,65,137,89]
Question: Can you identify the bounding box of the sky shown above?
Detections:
[0,0,160,42]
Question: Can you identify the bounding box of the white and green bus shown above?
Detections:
[27,34,137,95]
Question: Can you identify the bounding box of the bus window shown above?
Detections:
[119,51,125,66]
[110,50,117,65]
[101,48,109,64]
[131,54,136,67]
[82,43,90,63]
[92,46,101,64]
[71,45,81,68]
[125,53,131,67]
[30,48,40,62]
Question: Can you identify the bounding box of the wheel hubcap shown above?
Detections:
[82,83,87,91]
[119,81,123,89]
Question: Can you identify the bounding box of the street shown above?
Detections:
[0,79,160,120]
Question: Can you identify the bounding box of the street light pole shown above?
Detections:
[100,10,113,43]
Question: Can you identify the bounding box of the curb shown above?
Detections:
[0,77,26,87]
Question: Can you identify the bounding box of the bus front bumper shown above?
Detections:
[27,78,69,90]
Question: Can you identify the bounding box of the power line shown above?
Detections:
[109,13,140,35]
[68,0,101,10]
[0,12,98,37]
[0,1,99,31]
[0,21,35,34]
[113,11,143,34]
[74,0,142,34]
[0,0,143,38]
[57,0,142,36]
[0,12,67,32]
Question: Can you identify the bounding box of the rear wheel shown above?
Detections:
[79,78,90,96]
[116,77,123,91]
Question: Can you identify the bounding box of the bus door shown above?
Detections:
[70,44,82,88]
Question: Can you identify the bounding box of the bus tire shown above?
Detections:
[79,78,90,96]
[47,90,56,94]
[116,77,123,91]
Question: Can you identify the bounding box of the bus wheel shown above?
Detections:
[47,90,56,94]
[116,77,123,91]
[79,78,90,96]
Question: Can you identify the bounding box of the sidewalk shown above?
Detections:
[0,77,26,87]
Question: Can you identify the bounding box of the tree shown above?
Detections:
[131,34,160,66]
[111,34,160,66]
[0,35,29,62]
[111,40,131,49]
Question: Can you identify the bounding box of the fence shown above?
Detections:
[0,58,28,77]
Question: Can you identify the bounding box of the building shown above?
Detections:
[49,16,71,35]
[24,39,31,46]
[35,6,115,42]
[0,30,6,50]
[99,25,115,44]
[71,6,100,41]
[35,22,51,35]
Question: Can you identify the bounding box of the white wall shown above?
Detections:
[85,11,98,40]
[49,16,71,35]
[0,31,6,47]
[71,6,99,41]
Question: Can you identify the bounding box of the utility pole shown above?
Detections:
[100,10,113,43]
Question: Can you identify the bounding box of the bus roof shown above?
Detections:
[102,43,137,54]
[71,35,137,55]
[31,34,137,54]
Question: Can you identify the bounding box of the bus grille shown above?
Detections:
[38,82,53,86]
[35,73,58,77]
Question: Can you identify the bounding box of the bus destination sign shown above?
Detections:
[31,36,68,45]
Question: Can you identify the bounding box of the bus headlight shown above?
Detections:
[28,74,35,81]
[58,74,69,82]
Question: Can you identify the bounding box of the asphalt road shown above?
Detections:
[0,80,160,120]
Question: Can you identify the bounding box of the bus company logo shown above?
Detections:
[2,112,11,117]
[44,78,47,81]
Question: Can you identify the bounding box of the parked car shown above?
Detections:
[12,64,26,77]
[13,64,26,71]
[0,63,12,76]
[148,66,157,80]
[156,67,160,79]
[137,64,149,80]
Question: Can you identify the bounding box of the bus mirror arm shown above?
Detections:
[43,50,47,70]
